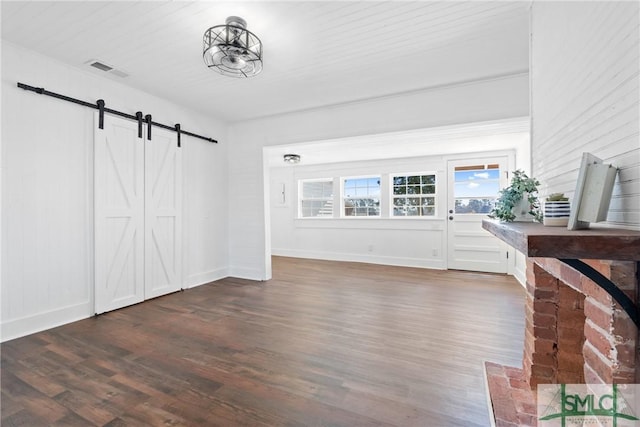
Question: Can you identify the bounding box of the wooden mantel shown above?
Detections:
[482,219,640,261]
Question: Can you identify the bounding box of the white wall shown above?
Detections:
[531,1,639,229]
[1,42,229,341]
[270,156,448,269]
[228,73,530,280]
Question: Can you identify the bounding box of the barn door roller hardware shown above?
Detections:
[17,82,218,145]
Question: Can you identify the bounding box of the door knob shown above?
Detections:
[449,209,454,214]
[449,216,454,220]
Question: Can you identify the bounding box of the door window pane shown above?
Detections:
[453,165,500,214]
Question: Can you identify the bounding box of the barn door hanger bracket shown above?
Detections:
[145,114,152,141]
[136,112,144,138]
[97,99,105,129]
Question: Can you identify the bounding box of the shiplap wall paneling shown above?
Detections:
[531,1,639,228]
[1,72,94,340]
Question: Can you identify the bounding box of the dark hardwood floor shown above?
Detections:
[1,257,525,426]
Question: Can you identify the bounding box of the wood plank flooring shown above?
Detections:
[1,257,526,426]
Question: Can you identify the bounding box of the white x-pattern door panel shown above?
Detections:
[144,127,182,299]
[95,114,182,314]
[95,117,145,314]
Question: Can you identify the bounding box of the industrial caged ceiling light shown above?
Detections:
[203,16,263,78]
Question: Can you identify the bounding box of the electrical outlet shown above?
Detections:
[432,249,438,257]
[368,245,374,252]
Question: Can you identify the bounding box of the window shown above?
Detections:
[453,164,500,214]
[392,174,436,216]
[343,177,380,217]
[299,179,334,217]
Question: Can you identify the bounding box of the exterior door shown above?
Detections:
[95,116,145,313]
[447,156,510,273]
[144,127,182,299]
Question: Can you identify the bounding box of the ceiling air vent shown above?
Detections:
[89,61,113,72]
[84,59,128,78]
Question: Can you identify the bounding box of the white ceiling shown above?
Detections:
[1,1,530,123]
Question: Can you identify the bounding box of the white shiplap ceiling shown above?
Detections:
[1,1,530,123]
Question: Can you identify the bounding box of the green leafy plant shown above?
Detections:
[489,170,542,222]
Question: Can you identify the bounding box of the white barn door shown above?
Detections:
[95,116,145,314]
[95,115,182,314]
[144,127,182,299]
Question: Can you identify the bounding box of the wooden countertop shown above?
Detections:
[482,219,640,261]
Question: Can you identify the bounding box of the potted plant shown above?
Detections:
[489,170,542,222]
[543,193,570,226]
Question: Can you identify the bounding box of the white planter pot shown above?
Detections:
[513,194,534,222]
[543,200,570,226]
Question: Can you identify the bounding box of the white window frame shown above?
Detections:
[390,172,437,218]
[341,175,382,218]
[298,178,334,218]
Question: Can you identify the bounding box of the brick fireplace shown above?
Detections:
[482,220,640,426]
[524,258,638,387]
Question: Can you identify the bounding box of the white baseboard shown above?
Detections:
[2,268,231,342]
[227,266,269,281]
[272,249,446,270]
[184,267,229,289]
[1,301,92,343]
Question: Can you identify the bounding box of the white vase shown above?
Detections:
[513,194,533,222]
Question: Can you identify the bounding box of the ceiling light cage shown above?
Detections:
[203,16,263,78]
